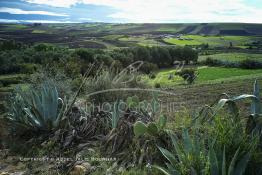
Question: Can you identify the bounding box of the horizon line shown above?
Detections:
[1,21,262,24]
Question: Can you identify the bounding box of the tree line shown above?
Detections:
[0,40,198,75]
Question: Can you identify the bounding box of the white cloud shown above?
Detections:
[23,0,262,23]
[24,0,80,8]
[22,20,78,23]
[0,19,78,23]
[79,17,93,21]
[0,7,68,16]
[0,19,19,23]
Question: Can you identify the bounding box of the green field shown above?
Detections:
[32,30,47,34]
[199,52,262,62]
[197,67,262,81]
[144,66,262,87]
[164,35,262,47]
[119,35,164,46]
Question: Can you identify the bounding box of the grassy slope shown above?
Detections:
[164,35,262,47]
[144,67,262,87]
[199,52,262,62]
[197,67,262,81]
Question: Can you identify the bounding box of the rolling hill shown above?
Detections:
[0,23,262,48]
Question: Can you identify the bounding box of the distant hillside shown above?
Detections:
[1,23,262,36]
[0,23,262,49]
[114,23,262,36]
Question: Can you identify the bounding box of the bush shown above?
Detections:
[85,70,146,104]
[19,63,38,74]
[29,68,74,97]
[140,62,158,74]
[239,59,262,69]
[149,73,156,79]
[175,68,197,84]
[33,43,55,52]
[154,83,161,88]
[201,57,222,66]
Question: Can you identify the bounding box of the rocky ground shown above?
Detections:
[0,149,93,175]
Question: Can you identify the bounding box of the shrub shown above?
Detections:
[33,43,55,52]
[175,68,197,84]
[239,59,262,69]
[149,73,156,79]
[85,70,146,104]
[201,57,222,66]
[19,63,38,74]
[29,68,75,97]
[140,62,158,74]
[154,83,161,88]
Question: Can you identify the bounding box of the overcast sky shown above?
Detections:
[0,0,262,23]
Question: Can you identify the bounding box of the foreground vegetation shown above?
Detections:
[0,71,261,174]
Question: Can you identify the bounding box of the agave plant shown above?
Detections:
[215,80,261,134]
[155,129,209,175]
[7,82,67,131]
[155,129,251,175]
[209,146,250,175]
[196,80,262,134]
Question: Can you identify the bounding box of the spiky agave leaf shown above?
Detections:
[251,80,261,115]
[222,146,226,175]
[215,95,256,113]
[209,145,219,175]
[233,151,251,175]
[209,145,250,175]
[157,146,177,167]
[111,100,121,129]
[157,130,209,175]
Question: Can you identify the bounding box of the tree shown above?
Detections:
[140,62,158,74]
[182,46,198,64]
[74,48,95,63]
[175,68,197,84]
[168,46,183,63]
[229,42,233,48]
[94,54,113,66]
[133,46,151,62]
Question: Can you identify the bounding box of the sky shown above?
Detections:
[0,0,262,23]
